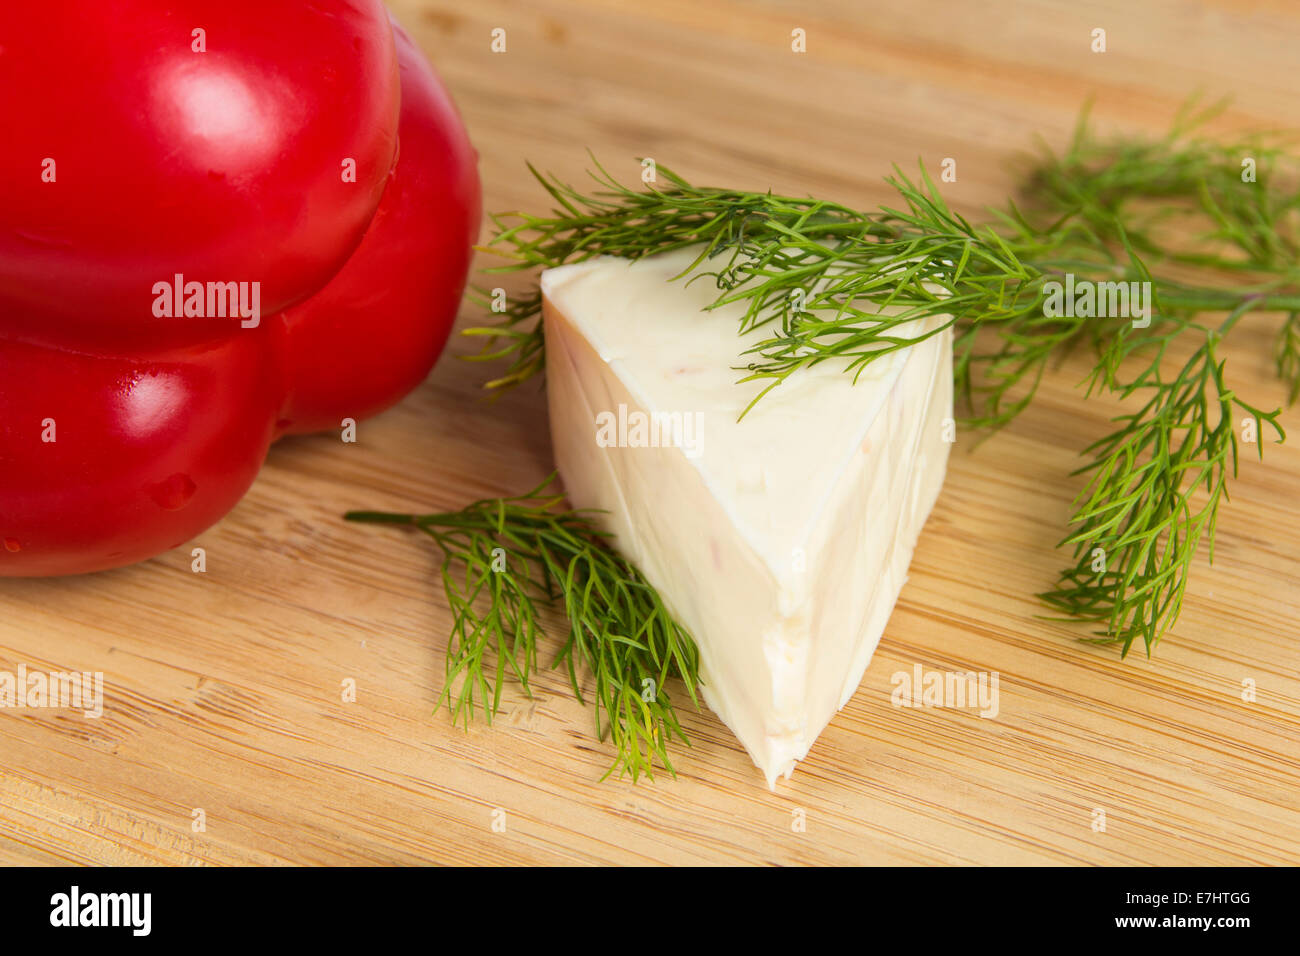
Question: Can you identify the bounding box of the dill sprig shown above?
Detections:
[1013,99,1295,652]
[1021,97,1300,276]
[461,288,545,391]
[1042,305,1285,654]
[345,475,700,781]
[468,157,1048,420]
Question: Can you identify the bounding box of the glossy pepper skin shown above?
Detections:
[0,3,481,576]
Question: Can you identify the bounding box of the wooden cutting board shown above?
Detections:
[2,0,1298,866]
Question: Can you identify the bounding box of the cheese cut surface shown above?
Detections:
[542,248,952,786]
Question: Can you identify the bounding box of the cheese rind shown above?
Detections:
[542,249,951,786]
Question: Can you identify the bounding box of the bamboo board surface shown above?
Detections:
[2,0,1298,866]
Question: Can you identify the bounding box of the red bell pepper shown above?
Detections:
[0,2,481,576]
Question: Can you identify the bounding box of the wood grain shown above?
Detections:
[2,0,1298,865]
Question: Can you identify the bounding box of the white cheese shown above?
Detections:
[542,248,952,787]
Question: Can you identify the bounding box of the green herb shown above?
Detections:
[468,156,1046,421]
[345,475,700,781]
[1019,97,1300,276]
[1041,305,1283,654]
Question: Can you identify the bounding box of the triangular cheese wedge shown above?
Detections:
[542,248,952,786]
